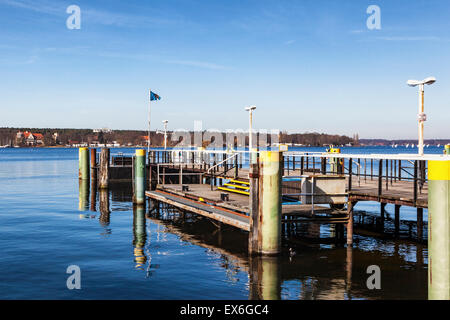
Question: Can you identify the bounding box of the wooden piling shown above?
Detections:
[99,148,110,189]
[248,162,259,254]
[249,151,282,256]
[90,148,97,181]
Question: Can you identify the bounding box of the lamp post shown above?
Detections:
[407,77,436,156]
[162,120,168,150]
[245,106,256,161]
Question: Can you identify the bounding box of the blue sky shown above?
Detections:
[1,0,450,139]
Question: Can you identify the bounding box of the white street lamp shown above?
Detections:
[407,77,436,156]
[162,120,168,150]
[245,106,256,162]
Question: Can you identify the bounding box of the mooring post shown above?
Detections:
[249,151,282,256]
[90,148,97,181]
[78,147,89,180]
[428,160,450,300]
[134,149,146,205]
[99,148,110,189]
[248,160,260,254]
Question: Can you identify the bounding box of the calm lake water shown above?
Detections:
[0,146,435,299]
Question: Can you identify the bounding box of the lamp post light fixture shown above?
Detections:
[162,120,168,150]
[407,77,436,156]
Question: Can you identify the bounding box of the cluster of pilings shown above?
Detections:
[78,147,147,206]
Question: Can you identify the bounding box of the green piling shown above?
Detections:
[134,149,146,205]
[258,151,282,255]
[78,147,89,180]
[428,160,450,300]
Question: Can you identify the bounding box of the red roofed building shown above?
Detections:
[21,131,44,146]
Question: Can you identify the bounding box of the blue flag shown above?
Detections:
[150,91,161,101]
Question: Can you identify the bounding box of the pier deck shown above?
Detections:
[207,167,429,208]
[146,184,341,231]
[145,188,250,231]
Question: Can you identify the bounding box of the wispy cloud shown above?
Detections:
[350,29,365,34]
[0,0,187,28]
[375,36,442,41]
[0,0,63,15]
[165,60,227,70]
[284,40,296,45]
[0,54,38,65]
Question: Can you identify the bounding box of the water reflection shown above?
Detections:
[133,205,147,270]
[145,200,427,300]
[78,179,89,212]
[249,256,281,300]
[75,184,427,300]
[90,179,97,212]
[99,189,110,227]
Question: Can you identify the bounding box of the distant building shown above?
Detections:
[93,128,113,134]
[141,136,150,145]
[17,131,44,146]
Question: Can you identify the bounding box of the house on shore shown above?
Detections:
[16,131,44,146]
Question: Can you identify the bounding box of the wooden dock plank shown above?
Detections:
[146,189,250,231]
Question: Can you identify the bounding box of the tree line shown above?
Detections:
[0,127,354,147]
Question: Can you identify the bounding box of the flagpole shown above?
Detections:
[148,89,151,154]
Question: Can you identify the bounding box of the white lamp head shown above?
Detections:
[407,80,421,87]
[162,120,168,124]
[407,77,436,87]
[245,105,256,111]
[423,77,436,85]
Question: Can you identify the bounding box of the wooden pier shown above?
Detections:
[80,147,450,299]
[83,147,450,250]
